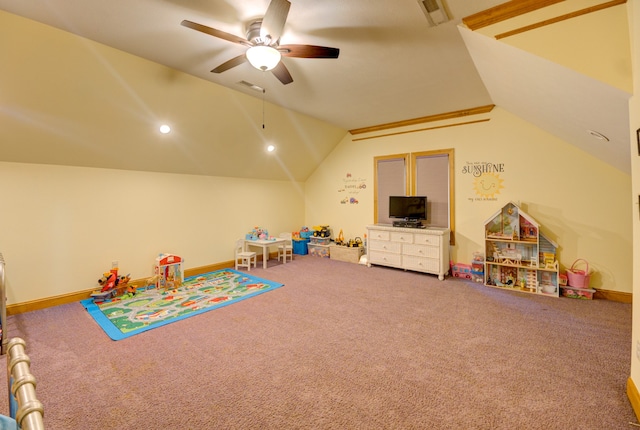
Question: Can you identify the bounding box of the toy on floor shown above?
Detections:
[119,282,138,299]
[144,275,159,290]
[91,270,132,303]
[299,226,313,239]
[312,225,331,238]
[155,254,183,291]
[99,272,117,290]
[114,274,131,296]
[90,272,118,302]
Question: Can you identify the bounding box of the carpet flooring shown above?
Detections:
[0,255,636,429]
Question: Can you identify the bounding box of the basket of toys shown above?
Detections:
[246,226,269,240]
[566,259,591,289]
[299,226,313,239]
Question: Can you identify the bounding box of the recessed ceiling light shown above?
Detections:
[159,124,171,134]
[587,129,609,141]
[267,145,275,152]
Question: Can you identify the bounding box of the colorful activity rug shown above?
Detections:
[81,269,283,341]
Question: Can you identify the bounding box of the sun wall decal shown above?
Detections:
[473,172,504,198]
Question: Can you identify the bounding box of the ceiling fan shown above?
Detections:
[181,0,340,85]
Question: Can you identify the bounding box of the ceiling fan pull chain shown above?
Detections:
[262,88,266,129]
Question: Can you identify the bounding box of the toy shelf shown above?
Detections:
[486,260,558,271]
[483,202,560,297]
[485,237,538,244]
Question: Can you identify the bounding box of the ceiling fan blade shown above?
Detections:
[271,61,293,85]
[279,44,340,59]
[181,20,249,46]
[260,0,291,43]
[211,54,248,73]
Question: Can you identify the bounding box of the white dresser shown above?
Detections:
[366,224,450,280]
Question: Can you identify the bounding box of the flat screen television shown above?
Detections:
[389,196,427,221]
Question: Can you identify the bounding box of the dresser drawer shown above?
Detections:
[390,232,413,244]
[414,234,440,246]
[403,255,439,273]
[368,229,390,241]
[403,243,439,259]
[369,250,402,267]
[369,240,401,254]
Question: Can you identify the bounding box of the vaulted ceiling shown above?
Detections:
[0,0,632,180]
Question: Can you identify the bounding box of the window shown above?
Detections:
[374,149,455,245]
[373,154,409,225]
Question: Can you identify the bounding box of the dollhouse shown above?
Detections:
[484,202,559,296]
[155,254,184,290]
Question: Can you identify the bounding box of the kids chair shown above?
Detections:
[278,233,293,263]
[235,239,257,271]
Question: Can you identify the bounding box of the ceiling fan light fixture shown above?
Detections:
[246,45,281,71]
[182,0,338,84]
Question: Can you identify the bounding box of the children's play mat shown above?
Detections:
[81,269,283,341]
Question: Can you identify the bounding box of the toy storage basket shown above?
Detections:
[567,259,590,289]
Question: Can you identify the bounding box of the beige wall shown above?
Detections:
[305,107,632,293]
[0,6,633,310]
[0,161,304,304]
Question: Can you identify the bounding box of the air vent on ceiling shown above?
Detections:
[237,80,265,92]
[418,0,450,26]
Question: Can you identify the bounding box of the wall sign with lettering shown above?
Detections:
[462,161,505,202]
[338,173,367,204]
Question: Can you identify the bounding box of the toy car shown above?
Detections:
[451,263,472,279]
[312,225,331,238]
